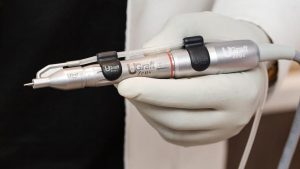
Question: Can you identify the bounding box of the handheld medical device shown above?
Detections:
[25,36,300,169]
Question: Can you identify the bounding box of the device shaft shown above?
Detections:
[25,40,260,90]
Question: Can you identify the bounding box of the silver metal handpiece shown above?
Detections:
[25,36,260,90]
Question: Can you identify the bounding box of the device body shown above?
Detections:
[28,37,260,90]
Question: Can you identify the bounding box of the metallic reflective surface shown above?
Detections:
[171,49,194,78]
[27,40,260,90]
[119,52,172,80]
[172,40,259,78]
[205,40,260,74]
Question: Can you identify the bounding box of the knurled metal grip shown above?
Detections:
[183,36,210,71]
[97,51,122,81]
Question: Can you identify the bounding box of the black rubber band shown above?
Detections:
[183,36,210,71]
[97,51,122,81]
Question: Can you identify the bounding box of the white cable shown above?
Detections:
[117,41,183,58]
[295,51,300,63]
[278,100,300,169]
[259,46,300,169]
[277,52,300,169]
[238,67,269,169]
[259,44,296,62]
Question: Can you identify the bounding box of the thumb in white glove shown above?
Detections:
[117,12,270,146]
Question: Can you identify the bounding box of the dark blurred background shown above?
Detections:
[0,0,126,169]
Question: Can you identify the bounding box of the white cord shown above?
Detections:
[259,44,296,62]
[117,41,183,58]
[277,100,300,169]
[238,44,299,169]
[238,66,269,169]
[295,51,300,63]
[277,52,300,169]
[259,45,300,169]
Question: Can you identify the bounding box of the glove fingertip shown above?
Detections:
[117,78,141,99]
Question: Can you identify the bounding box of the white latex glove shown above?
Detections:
[118,12,270,146]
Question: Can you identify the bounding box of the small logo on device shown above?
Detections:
[67,72,80,79]
[104,65,120,72]
[222,45,248,59]
[127,61,155,76]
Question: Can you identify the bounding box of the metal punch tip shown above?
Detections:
[24,82,34,87]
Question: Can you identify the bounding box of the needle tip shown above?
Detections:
[24,82,34,87]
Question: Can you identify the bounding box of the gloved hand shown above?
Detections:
[117,12,270,146]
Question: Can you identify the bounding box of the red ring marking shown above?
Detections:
[167,51,175,78]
